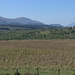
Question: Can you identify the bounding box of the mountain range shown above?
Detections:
[0,16,64,27]
[1,16,75,28]
[0,16,45,25]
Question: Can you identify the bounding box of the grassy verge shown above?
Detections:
[0,68,75,75]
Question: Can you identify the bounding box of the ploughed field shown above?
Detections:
[0,39,75,69]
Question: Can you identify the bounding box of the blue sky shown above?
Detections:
[0,0,75,25]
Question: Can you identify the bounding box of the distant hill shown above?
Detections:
[67,22,75,27]
[49,24,63,28]
[0,16,45,25]
[0,16,64,30]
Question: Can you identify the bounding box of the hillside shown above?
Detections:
[0,16,44,25]
[0,16,64,29]
[49,24,63,27]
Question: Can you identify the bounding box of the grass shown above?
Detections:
[40,30,50,34]
[0,68,75,75]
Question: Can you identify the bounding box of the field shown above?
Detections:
[0,39,75,69]
[0,39,75,74]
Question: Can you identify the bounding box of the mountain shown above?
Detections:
[67,22,75,27]
[0,16,64,29]
[0,16,45,25]
[49,24,64,28]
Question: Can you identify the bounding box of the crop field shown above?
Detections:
[0,39,75,74]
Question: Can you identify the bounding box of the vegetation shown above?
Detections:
[0,26,75,74]
[0,68,75,75]
[0,26,75,40]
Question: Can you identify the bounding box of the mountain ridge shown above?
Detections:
[0,16,45,25]
[0,16,64,28]
[49,24,63,27]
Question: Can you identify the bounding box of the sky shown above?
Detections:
[0,0,75,26]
